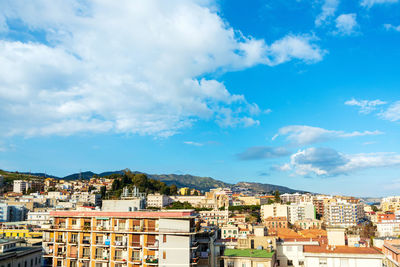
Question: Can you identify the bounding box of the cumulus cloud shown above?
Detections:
[361,0,398,8]
[280,147,400,176]
[315,0,340,27]
[380,101,400,121]
[345,98,387,114]
[236,146,291,160]
[0,0,326,138]
[384,24,400,31]
[272,125,383,146]
[334,14,359,35]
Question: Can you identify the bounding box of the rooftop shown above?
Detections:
[304,244,382,255]
[50,210,196,218]
[224,249,274,258]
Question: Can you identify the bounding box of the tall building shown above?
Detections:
[43,210,202,267]
[287,203,315,224]
[261,204,288,220]
[324,202,364,227]
[13,180,29,193]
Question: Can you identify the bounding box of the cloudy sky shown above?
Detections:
[0,0,399,197]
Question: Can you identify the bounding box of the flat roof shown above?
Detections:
[50,210,196,218]
[304,245,382,255]
[224,249,274,258]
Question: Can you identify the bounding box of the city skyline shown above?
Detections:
[1,0,400,197]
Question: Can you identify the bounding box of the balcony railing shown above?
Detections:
[145,259,158,264]
[130,242,141,248]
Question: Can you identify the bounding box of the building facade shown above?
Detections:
[43,210,200,267]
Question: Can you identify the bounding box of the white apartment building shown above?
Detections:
[27,211,51,226]
[324,202,364,227]
[377,222,400,237]
[146,194,173,208]
[70,192,101,206]
[287,203,315,224]
[13,180,29,193]
[199,209,229,226]
[221,225,240,239]
[261,204,288,220]
[276,240,319,267]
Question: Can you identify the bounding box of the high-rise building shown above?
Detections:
[43,210,202,267]
[324,202,364,227]
[287,203,316,224]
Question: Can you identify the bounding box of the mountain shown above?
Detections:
[234,182,309,194]
[59,170,304,193]
[146,173,230,192]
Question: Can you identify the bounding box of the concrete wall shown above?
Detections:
[159,234,191,266]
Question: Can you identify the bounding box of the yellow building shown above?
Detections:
[179,187,190,196]
[0,228,42,239]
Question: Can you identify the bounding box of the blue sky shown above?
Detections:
[0,0,400,197]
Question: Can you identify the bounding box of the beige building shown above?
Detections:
[146,194,172,208]
[261,204,288,220]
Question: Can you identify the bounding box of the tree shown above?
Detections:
[100,186,107,198]
[371,205,379,212]
[274,190,281,203]
[170,184,178,195]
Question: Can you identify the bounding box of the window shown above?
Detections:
[163,235,167,243]
[70,261,77,267]
[319,258,327,267]
[83,247,90,258]
[96,248,103,258]
[163,251,166,259]
[115,250,123,260]
[132,251,140,261]
[287,260,293,266]
[299,260,304,266]
[227,262,234,267]
[276,260,280,266]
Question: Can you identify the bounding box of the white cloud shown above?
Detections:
[267,34,326,65]
[361,0,398,8]
[384,24,400,31]
[272,125,382,146]
[315,0,340,27]
[335,13,358,35]
[183,141,204,146]
[0,0,326,138]
[345,98,387,114]
[237,146,291,160]
[281,147,400,176]
[380,101,400,121]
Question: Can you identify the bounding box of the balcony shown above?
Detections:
[81,254,91,260]
[130,242,141,248]
[114,241,127,247]
[82,240,91,245]
[191,257,199,264]
[145,259,158,264]
[55,239,65,243]
[130,257,141,263]
[146,243,159,250]
[69,239,78,244]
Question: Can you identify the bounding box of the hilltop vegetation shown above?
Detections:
[104,170,178,198]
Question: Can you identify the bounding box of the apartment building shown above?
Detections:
[381,196,400,212]
[287,203,315,224]
[382,239,400,267]
[43,210,201,267]
[13,180,29,193]
[324,202,364,227]
[261,204,288,220]
[146,194,172,208]
[280,193,302,204]
[0,239,42,267]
